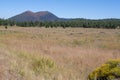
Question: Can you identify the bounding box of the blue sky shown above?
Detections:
[0,0,120,19]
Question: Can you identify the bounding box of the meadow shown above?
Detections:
[0,26,120,80]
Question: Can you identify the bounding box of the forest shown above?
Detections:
[0,18,120,29]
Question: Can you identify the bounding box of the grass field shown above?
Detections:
[0,26,120,80]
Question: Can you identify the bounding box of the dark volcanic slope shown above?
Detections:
[9,11,59,22]
[35,11,59,21]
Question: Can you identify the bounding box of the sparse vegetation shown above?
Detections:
[0,26,119,80]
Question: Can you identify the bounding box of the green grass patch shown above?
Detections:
[31,56,56,74]
[10,50,57,75]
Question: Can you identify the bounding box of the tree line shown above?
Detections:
[0,18,120,29]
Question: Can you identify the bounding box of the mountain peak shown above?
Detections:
[23,10,34,14]
[9,11,59,22]
[35,11,52,16]
[36,11,49,13]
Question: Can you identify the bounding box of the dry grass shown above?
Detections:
[0,26,120,80]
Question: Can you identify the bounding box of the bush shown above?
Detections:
[88,59,120,80]
[31,57,56,74]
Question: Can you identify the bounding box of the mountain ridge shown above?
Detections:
[8,10,120,22]
[9,10,60,22]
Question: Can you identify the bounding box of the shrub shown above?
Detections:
[88,59,120,80]
[31,57,56,74]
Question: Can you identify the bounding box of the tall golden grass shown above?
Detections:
[0,26,120,80]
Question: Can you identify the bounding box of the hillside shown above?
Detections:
[9,11,59,22]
